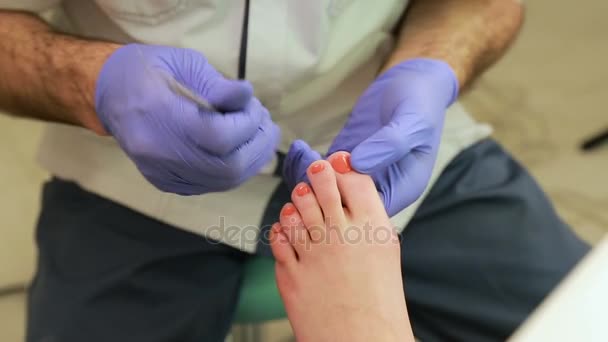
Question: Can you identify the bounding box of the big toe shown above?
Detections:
[327,152,383,217]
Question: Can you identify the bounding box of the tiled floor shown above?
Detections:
[1,0,607,341]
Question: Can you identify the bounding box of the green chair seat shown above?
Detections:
[234,256,287,324]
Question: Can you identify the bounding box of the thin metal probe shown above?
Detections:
[136,45,218,112]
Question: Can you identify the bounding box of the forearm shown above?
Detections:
[0,11,120,134]
[382,0,524,90]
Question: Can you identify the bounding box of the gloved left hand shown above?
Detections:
[284,59,458,216]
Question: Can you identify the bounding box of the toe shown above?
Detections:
[270,222,297,265]
[280,203,310,255]
[306,160,346,226]
[328,152,382,216]
[291,182,325,242]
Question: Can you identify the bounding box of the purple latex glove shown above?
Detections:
[282,140,323,191]
[284,59,458,216]
[96,44,280,195]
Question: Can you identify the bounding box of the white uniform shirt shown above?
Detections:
[2,0,491,252]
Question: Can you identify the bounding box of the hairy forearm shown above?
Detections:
[0,11,120,134]
[382,0,524,90]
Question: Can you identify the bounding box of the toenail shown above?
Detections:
[295,184,311,196]
[310,162,325,174]
[330,153,352,174]
[282,204,296,216]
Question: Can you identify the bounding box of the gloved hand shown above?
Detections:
[284,59,458,216]
[96,44,280,195]
[282,140,322,191]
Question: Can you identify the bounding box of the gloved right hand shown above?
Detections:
[95,44,280,195]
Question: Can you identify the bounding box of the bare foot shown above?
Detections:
[270,152,415,342]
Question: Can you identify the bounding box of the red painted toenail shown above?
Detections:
[310,162,325,174]
[282,204,296,216]
[295,184,311,196]
[330,153,352,174]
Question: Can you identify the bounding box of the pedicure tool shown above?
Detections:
[136,46,218,112]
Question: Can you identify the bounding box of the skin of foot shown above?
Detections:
[270,151,415,342]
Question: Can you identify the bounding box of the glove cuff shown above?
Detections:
[94,44,140,135]
[388,58,460,107]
